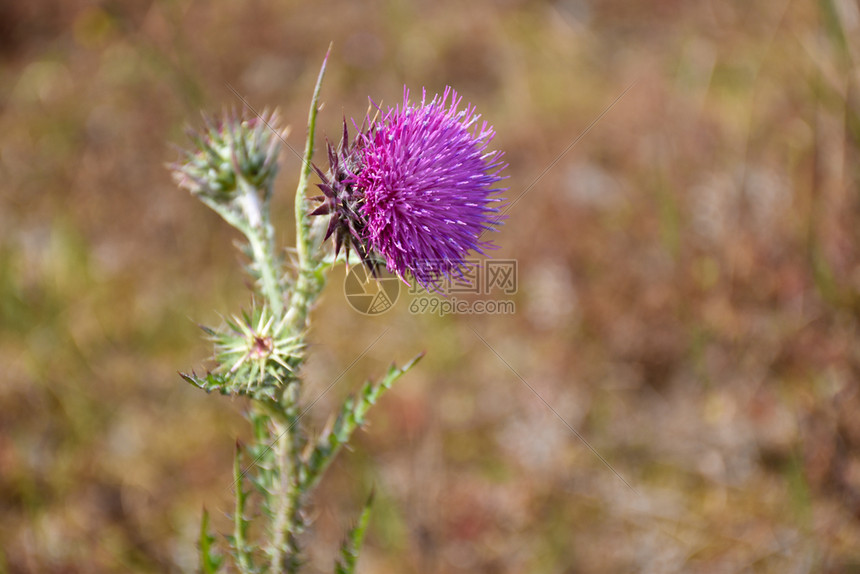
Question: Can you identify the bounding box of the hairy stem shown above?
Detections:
[239,178,285,316]
[233,444,253,573]
[269,419,298,573]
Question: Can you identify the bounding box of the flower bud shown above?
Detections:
[171,110,286,204]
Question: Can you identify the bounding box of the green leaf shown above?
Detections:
[334,490,375,574]
[199,507,223,574]
[179,370,282,402]
[233,441,255,573]
[180,370,233,394]
[301,352,424,492]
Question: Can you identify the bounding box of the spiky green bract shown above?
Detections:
[214,305,302,388]
[182,304,304,400]
[334,491,375,574]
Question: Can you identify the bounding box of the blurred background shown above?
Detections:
[2,0,860,572]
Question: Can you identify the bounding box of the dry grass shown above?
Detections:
[2,0,860,572]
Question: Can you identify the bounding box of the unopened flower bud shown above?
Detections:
[171,110,287,204]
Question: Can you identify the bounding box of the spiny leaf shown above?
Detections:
[301,352,424,492]
[334,490,375,574]
[199,507,223,574]
[180,371,233,394]
[232,441,255,573]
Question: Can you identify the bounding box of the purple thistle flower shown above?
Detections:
[312,87,506,290]
[355,87,507,290]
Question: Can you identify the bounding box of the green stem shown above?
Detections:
[233,443,254,573]
[269,420,298,573]
[239,178,285,316]
[266,376,303,573]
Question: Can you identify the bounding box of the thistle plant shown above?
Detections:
[170,49,506,573]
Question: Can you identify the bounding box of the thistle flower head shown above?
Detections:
[204,304,304,393]
[313,87,507,290]
[171,109,286,203]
